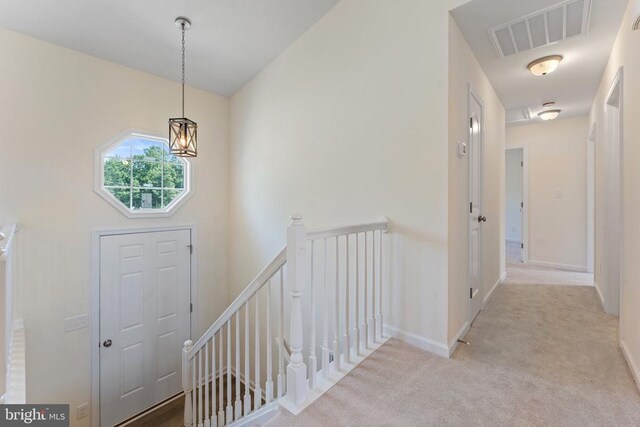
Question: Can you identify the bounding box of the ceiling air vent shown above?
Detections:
[506,107,532,125]
[489,0,592,58]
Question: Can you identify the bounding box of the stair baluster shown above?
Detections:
[244,301,251,416]
[285,214,308,406]
[308,242,317,388]
[344,235,351,364]
[182,340,193,427]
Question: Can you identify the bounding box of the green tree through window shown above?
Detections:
[103,136,186,211]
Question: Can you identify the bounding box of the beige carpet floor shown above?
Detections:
[267,267,640,426]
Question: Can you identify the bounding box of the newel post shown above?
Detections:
[286,213,308,407]
[182,340,193,427]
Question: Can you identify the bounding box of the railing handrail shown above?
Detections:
[187,217,389,359]
[188,246,287,359]
[182,215,390,426]
[306,217,389,241]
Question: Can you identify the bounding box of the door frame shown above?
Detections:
[90,224,197,427]
[467,84,485,322]
[603,66,624,320]
[587,124,596,274]
[505,146,530,262]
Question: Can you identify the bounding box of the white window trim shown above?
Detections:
[93,128,195,219]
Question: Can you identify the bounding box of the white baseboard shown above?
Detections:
[527,260,589,273]
[447,321,470,357]
[233,402,279,427]
[621,339,640,392]
[383,325,449,358]
[485,272,506,306]
[594,281,605,308]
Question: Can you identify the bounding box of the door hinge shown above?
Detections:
[521,161,524,167]
[521,243,524,249]
[521,201,524,208]
[187,244,193,255]
[470,202,473,213]
[190,303,193,313]
[470,117,473,128]
[470,288,473,299]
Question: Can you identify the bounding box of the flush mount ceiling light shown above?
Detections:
[169,17,198,157]
[527,55,563,76]
[538,109,561,121]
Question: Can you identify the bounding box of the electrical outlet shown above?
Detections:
[65,314,89,333]
[77,403,89,420]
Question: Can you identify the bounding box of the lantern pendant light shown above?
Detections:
[169,17,198,157]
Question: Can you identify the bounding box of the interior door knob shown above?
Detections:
[103,339,113,348]
[478,215,487,223]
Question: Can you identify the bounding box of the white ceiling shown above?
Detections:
[451,0,628,126]
[0,0,339,97]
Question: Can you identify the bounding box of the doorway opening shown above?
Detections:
[505,147,528,264]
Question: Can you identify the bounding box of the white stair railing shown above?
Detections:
[1,223,23,405]
[182,215,389,426]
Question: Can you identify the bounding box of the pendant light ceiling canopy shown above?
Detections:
[169,16,198,158]
[527,55,563,76]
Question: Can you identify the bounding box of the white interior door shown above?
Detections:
[468,89,485,323]
[100,229,191,426]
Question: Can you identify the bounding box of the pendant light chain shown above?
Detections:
[169,16,197,158]
[181,23,186,118]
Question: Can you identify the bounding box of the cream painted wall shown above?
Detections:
[0,28,229,425]
[506,117,589,270]
[230,0,451,350]
[589,0,640,387]
[505,149,523,242]
[448,16,505,342]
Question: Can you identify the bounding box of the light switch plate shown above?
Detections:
[65,314,89,332]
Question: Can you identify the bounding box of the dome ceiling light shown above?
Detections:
[538,102,561,121]
[527,55,563,76]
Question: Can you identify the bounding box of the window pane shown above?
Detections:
[132,160,162,188]
[132,189,162,210]
[163,163,184,189]
[106,187,131,208]
[163,189,184,207]
[105,139,131,159]
[162,143,174,162]
[103,158,131,186]
[132,137,163,162]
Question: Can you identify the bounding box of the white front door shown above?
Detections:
[468,89,485,323]
[100,229,191,426]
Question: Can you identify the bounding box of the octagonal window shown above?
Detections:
[95,131,193,218]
